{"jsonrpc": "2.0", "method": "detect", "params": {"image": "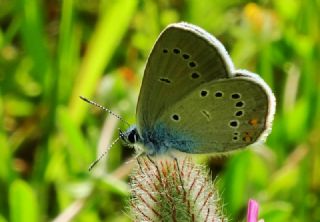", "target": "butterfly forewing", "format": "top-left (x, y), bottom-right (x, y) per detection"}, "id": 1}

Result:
top-left (136, 23), bottom-right (234, 131)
